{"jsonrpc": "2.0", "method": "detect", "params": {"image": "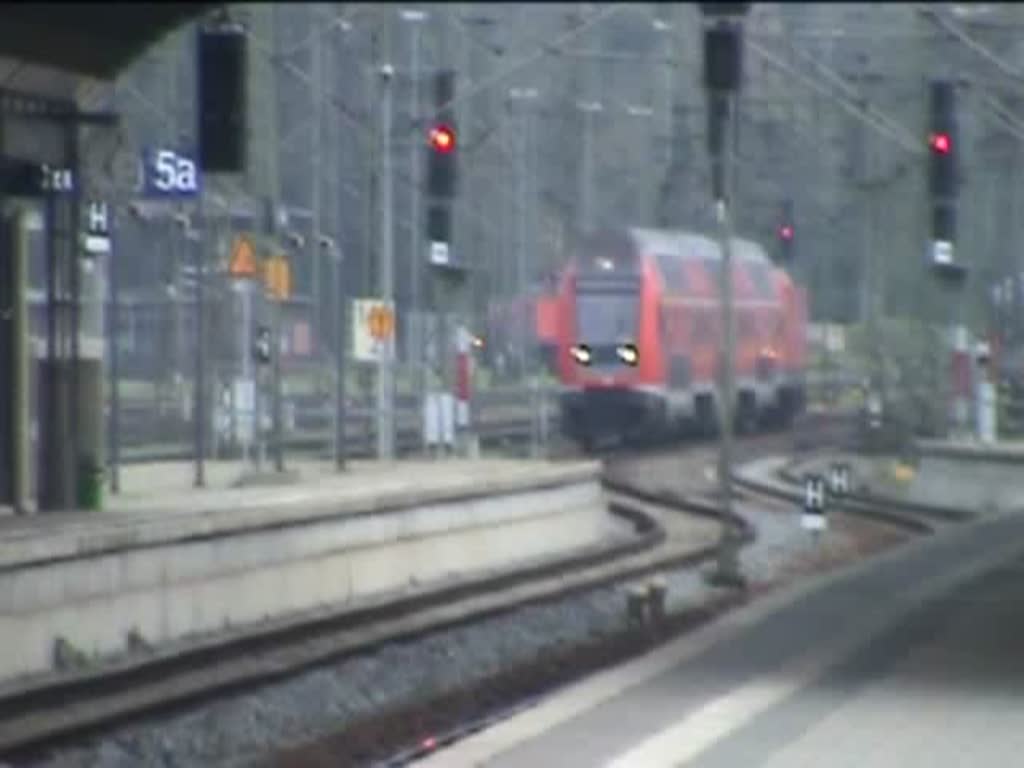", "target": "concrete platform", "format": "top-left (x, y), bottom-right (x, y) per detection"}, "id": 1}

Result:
top-left (421, 497), bottom-right (1024, 768)
top-left (916, 437), bottom-right (1024, 463)
top-left (0, 458), bottom-right (612, 685)
top-left (0, 459), bottom-right (603, 567)
top-left (897, 439), bottom-right (1024, 512)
